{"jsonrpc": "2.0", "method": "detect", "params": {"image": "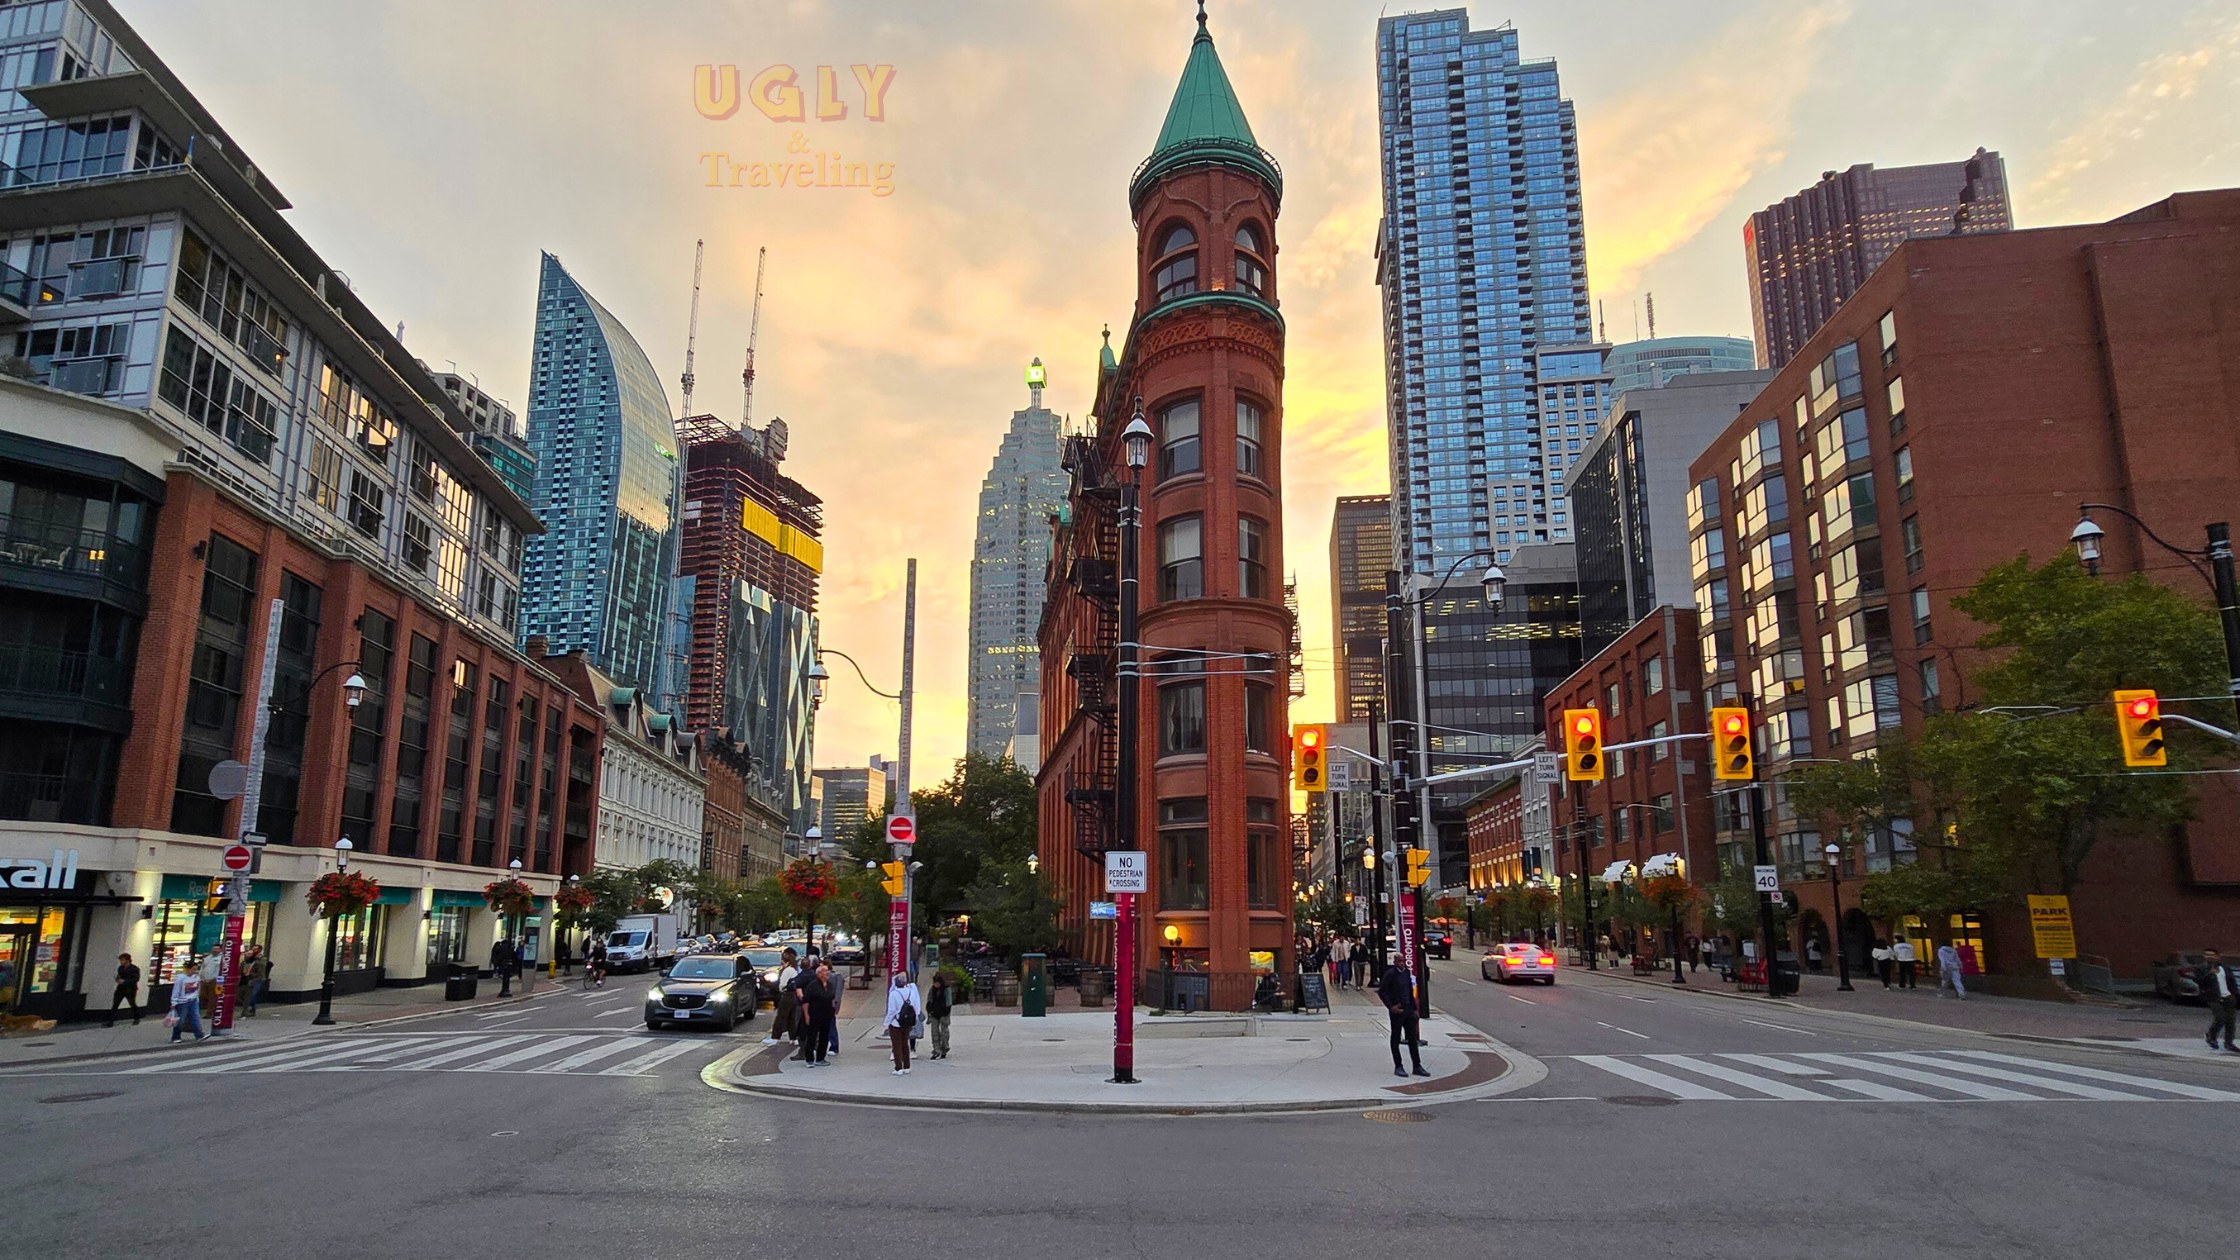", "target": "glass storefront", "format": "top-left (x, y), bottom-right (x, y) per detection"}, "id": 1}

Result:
top-left (332, 906), bottom-right (382, 972)
top-left (426, 906), bottom-right (468, 968)
top-left (149, 893), bottom-right (273, 992)
top-left (0, 906), bottom-right (76, 1016)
